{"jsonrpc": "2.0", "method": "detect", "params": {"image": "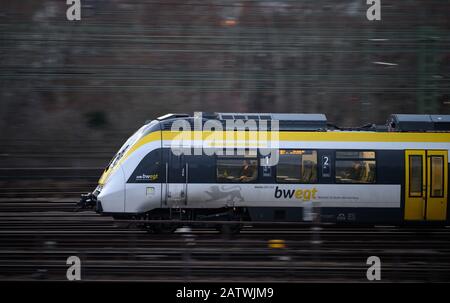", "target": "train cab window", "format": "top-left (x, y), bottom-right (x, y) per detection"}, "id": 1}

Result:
top-left (128, 149), bottom-right (161, 183)
top-left (430, 156), bottom-right (444, 197)
top-left (335, 151), bottom-right (376, 184)
top-left (276, 150), bottom-right (317, 183)
top-left (217, 158), bottom-right (258, 183)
